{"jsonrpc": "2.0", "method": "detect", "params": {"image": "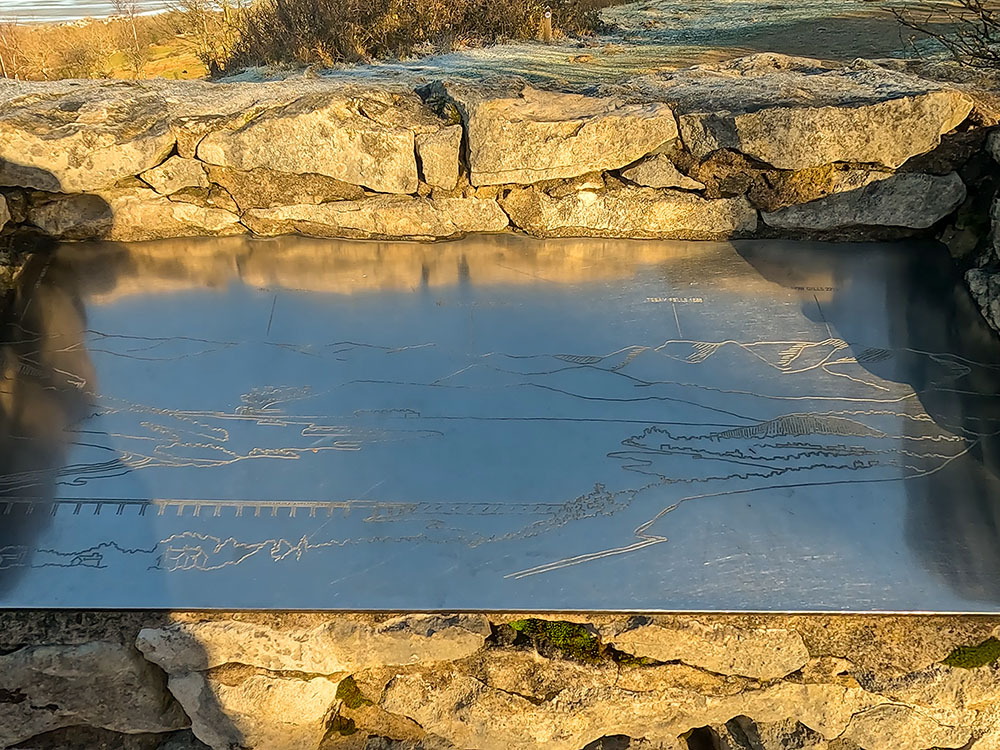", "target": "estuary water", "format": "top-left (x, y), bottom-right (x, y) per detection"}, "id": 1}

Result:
top-left (1, 0), bottom-right (168, 22)
top-left (1, 234), bottom-right (999, 611)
